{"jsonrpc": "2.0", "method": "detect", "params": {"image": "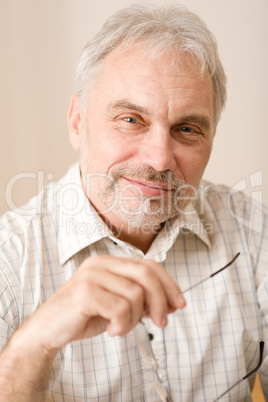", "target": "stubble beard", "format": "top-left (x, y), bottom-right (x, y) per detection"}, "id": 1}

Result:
top-left (91, 165), bottom-right (189, 228)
